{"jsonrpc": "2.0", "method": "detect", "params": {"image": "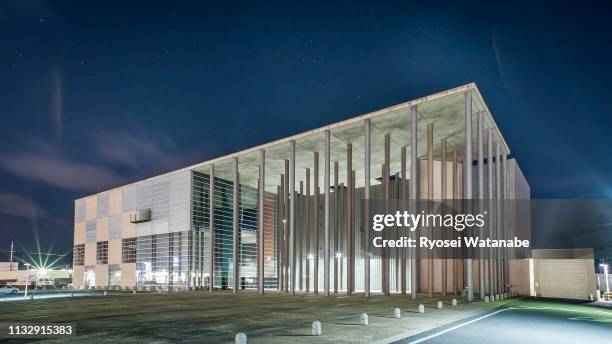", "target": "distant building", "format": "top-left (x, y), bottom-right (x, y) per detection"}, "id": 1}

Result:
top-left (0, 262), bottom-right (19, 271)
top-left (0, 263), bottom-right (71, 287)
